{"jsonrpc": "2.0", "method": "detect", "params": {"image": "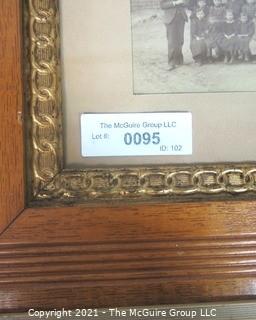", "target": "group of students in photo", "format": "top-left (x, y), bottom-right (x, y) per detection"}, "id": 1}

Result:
top-left (190, 0), bottom-right (256, 65)
top-left (160, 0), bottom-right (256, 69)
